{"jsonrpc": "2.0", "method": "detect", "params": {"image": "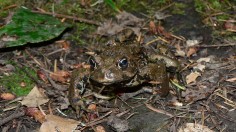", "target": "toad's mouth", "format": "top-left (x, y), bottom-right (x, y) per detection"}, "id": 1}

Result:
top-left (90, 76), bottom-right (137, 87)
